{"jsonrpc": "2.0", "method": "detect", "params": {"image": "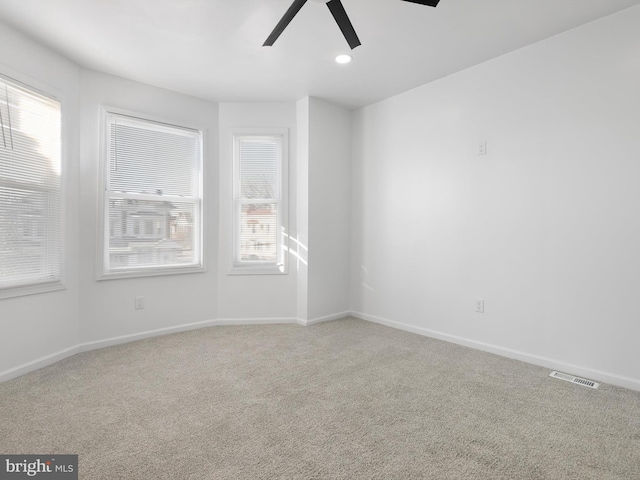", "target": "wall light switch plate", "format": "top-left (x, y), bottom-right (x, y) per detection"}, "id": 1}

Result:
top-left (475, 299), bottom-right (484, 313)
